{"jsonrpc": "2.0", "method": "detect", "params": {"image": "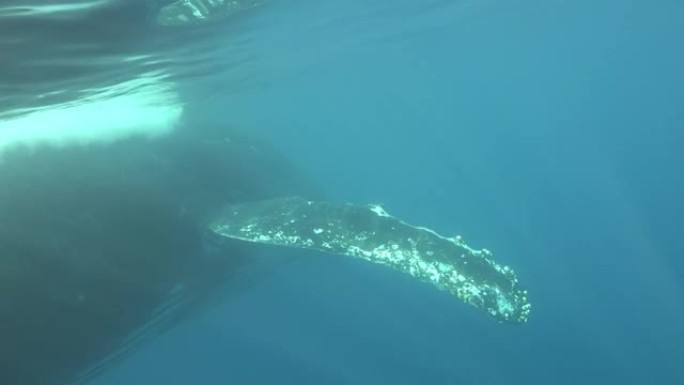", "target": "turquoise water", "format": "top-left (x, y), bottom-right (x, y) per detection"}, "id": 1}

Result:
top-left (107, 1), bottom-right (684, 383)
top-left (1, 0), bottom-right (683, 384)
